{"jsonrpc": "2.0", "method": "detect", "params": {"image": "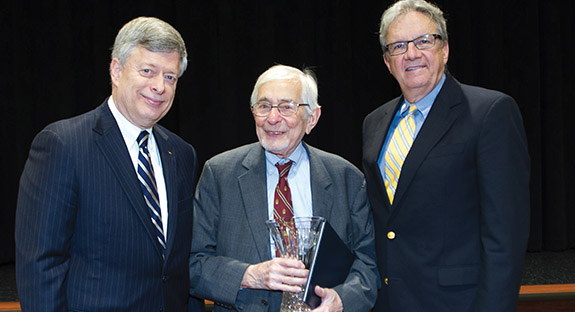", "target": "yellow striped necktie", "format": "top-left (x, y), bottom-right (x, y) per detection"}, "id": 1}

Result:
top-left (384, 104), bottom-right (418, 204)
